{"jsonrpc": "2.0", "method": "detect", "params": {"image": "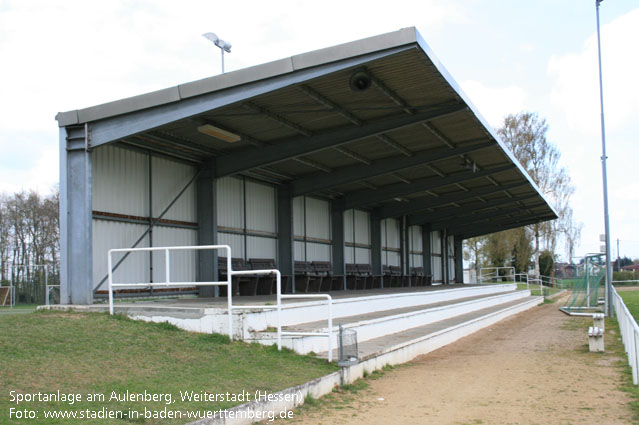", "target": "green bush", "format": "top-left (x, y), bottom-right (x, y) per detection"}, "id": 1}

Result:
top-left (613, 271), bottom-right (638, 283)
top-left (539, 250), bottom-right (554, 277)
